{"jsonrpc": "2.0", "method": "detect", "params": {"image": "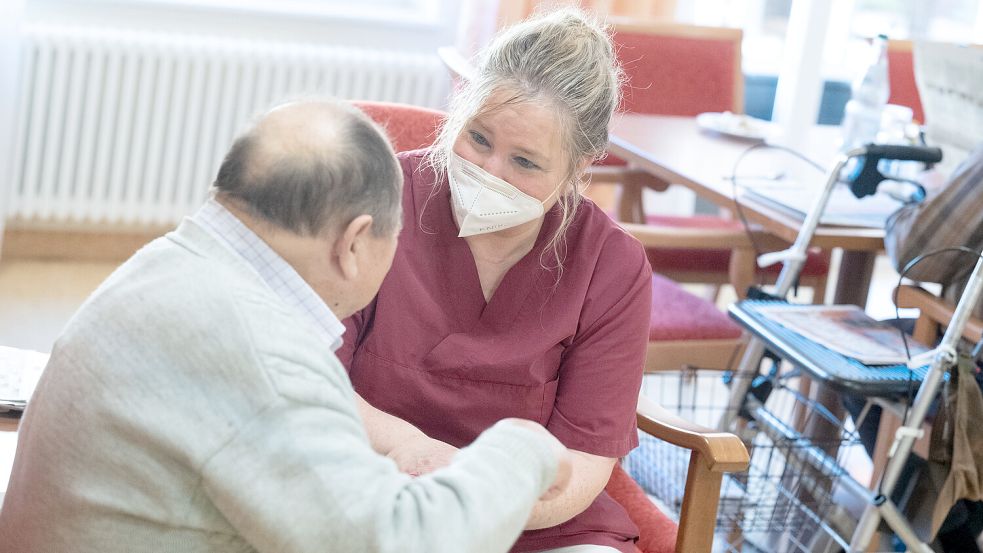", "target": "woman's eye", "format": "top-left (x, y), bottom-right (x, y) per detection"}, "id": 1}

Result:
top-left (514, 156), bottom-right (538, 170)
top-left (469, 131), bottom-right (489, 147)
